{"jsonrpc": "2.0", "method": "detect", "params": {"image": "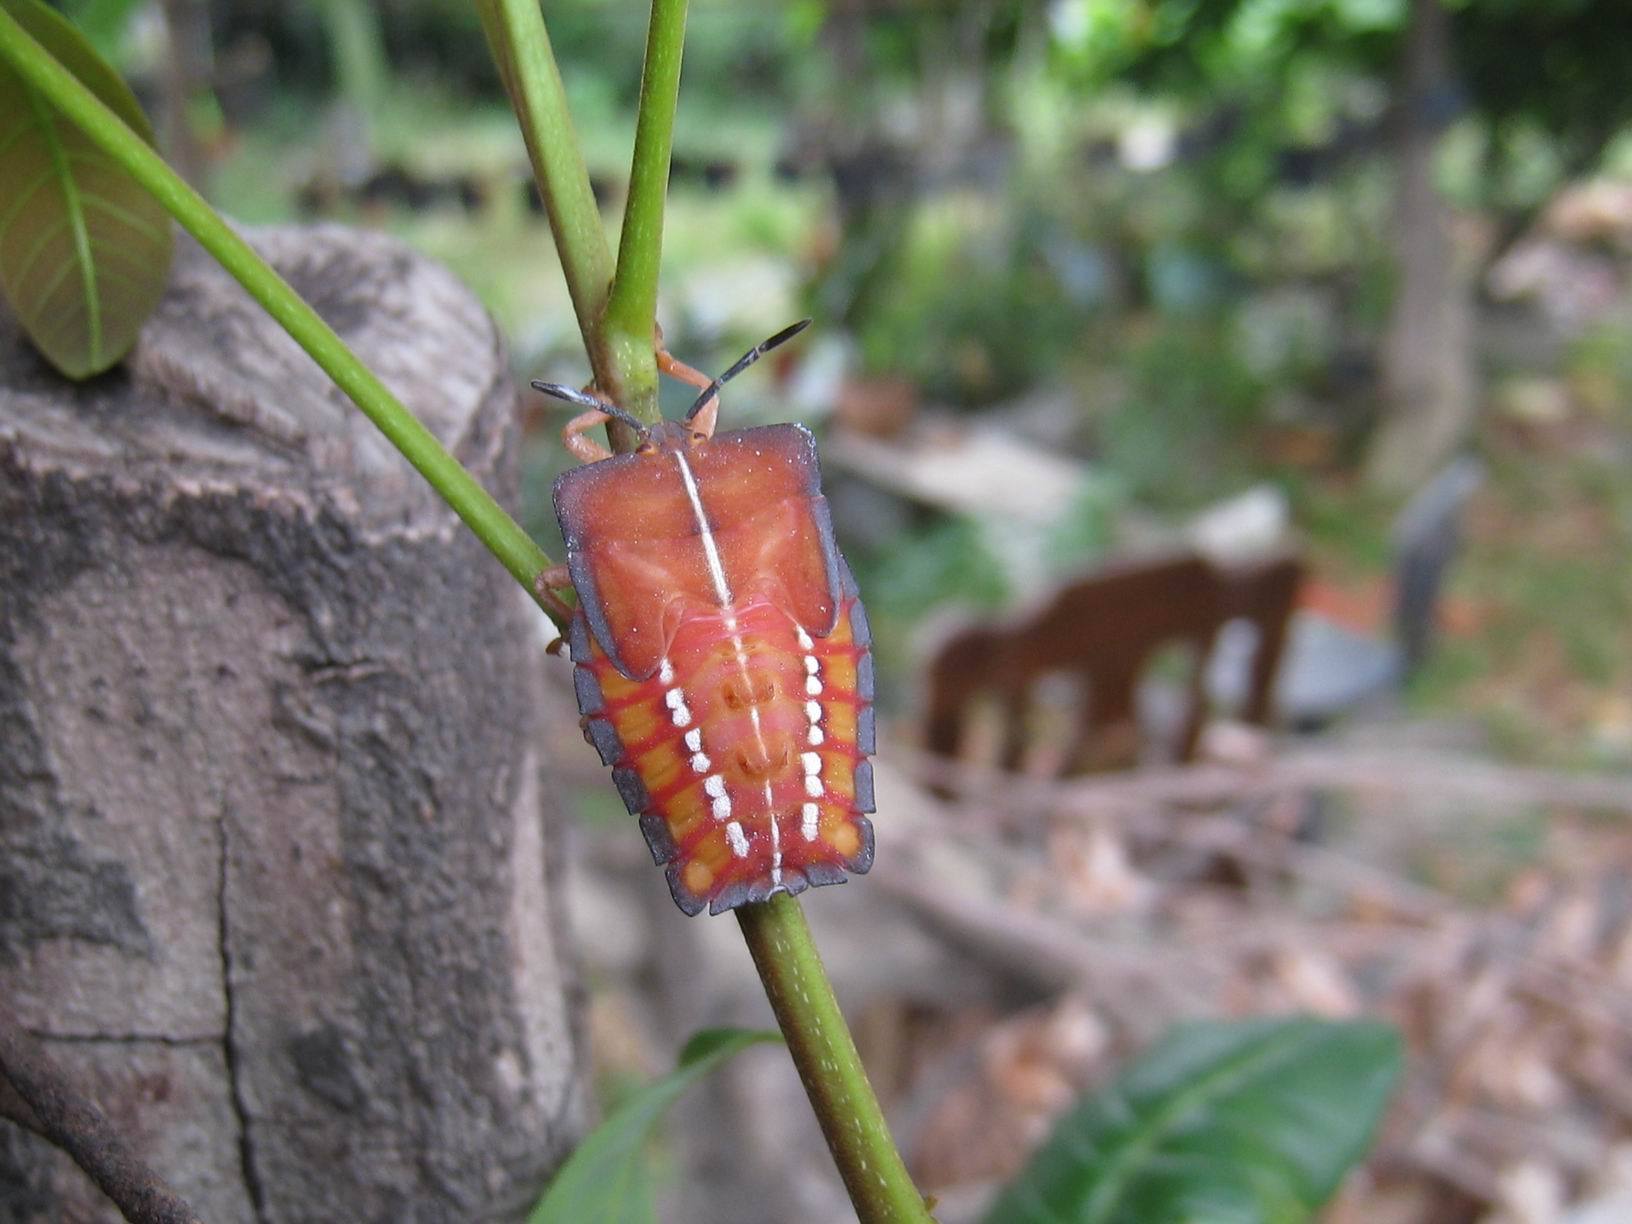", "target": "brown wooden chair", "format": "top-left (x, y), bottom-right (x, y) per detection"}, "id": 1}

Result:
top-left (921, 551), bottom-right (1302, 784)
